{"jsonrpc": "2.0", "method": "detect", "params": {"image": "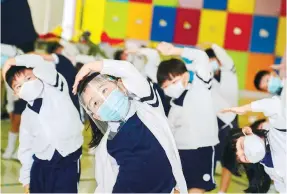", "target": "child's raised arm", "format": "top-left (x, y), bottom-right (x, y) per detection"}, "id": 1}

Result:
top-left (73, 59), bottom-right (151, 98)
